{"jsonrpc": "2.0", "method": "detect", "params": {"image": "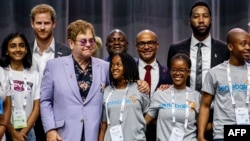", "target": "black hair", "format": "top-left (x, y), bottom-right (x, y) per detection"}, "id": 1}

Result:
top-left (170, 51), bottom-right (192, 69)
top-left (189, 0), bottom-right (211, 18)
top-left (0, 32), bottom-right (32, 68)
top-left (109, 52), bottom-right (139, 87)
